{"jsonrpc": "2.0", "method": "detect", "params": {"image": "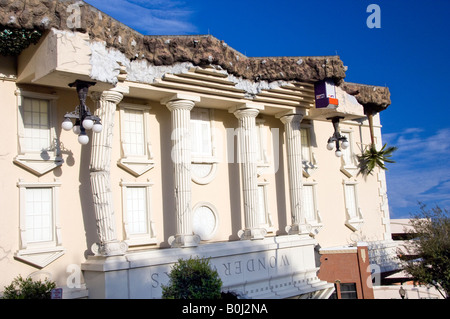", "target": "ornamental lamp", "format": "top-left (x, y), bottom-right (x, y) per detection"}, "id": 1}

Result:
top-left (62, 80), bottom-right (102, 145)
top-left (326, 116), bottom-right (349, 157)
